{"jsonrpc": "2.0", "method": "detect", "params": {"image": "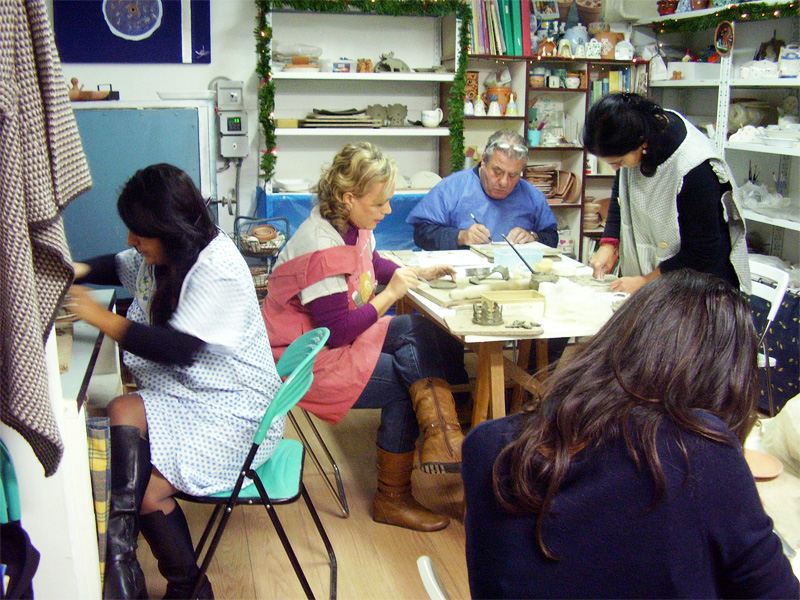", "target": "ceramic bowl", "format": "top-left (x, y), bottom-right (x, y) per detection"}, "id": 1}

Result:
top-left (251, 224), bottom-right (277, 242)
